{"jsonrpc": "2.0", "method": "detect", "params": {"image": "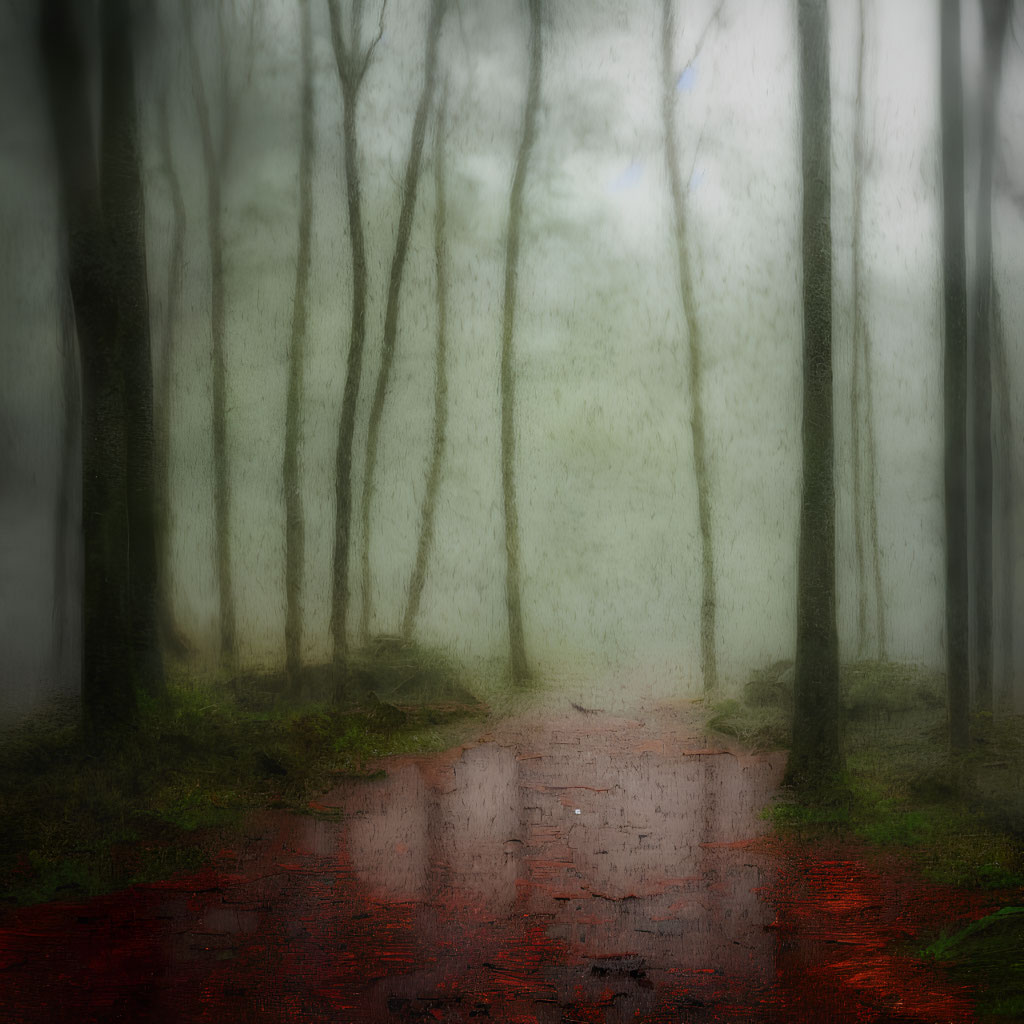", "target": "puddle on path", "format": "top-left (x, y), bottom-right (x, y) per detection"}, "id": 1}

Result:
top-left (0, 700), bottom-right (992, 1022)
